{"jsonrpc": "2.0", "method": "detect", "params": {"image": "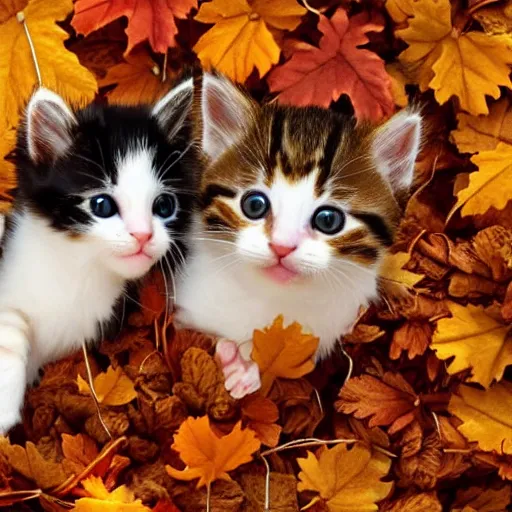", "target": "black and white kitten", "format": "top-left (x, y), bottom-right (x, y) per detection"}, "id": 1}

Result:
top-left (0, 79), bottom-right (197, 433)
